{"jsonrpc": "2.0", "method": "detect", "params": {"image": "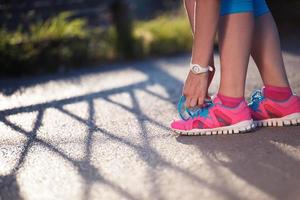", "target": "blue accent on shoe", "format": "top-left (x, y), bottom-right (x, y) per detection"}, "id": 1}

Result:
top-left (177, 95), bottom-right (213, 120)
top-left (177, 96), bottom-right (190, 121)
top-left (249, 90), bottom-right (265, 112)
top-left (197, 104), bottom-right (214, 119)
